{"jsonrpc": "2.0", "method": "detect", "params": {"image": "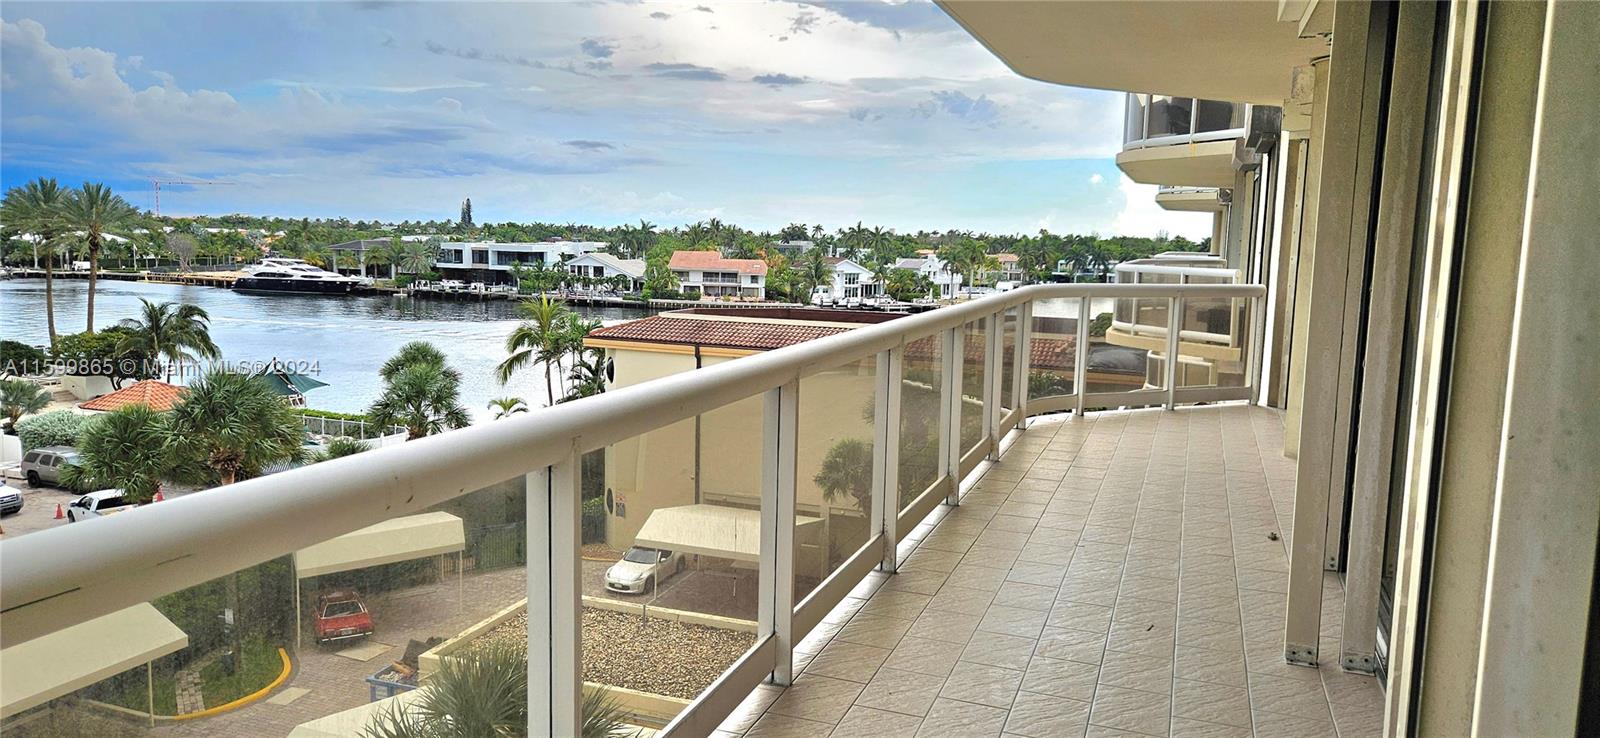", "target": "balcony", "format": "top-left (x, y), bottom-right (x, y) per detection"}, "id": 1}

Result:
top-left (1155, 186), bottom-right (1227, 213)
top-left (1117, 94), bottom-right (1248, 189)
top-left (1104, 256), bottom-right (1254, 394)
top-left (0, 283), bottom-right (1379, 738)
